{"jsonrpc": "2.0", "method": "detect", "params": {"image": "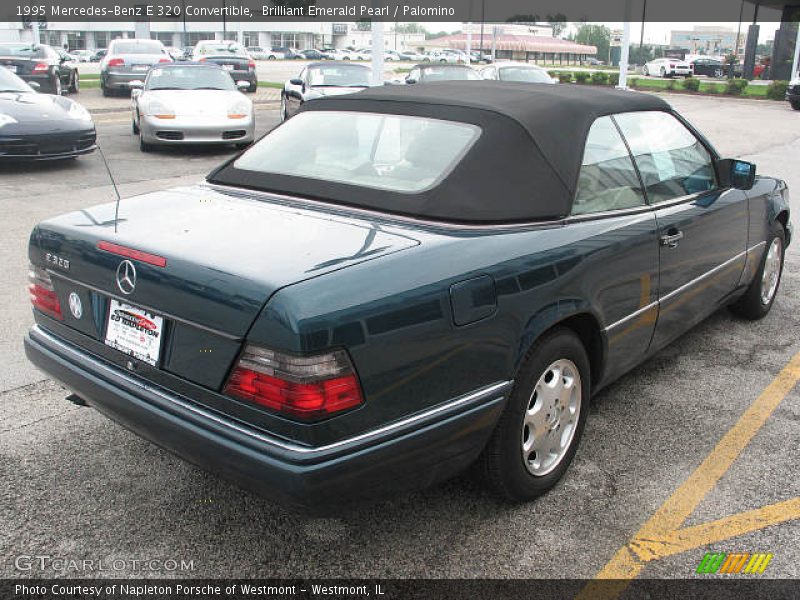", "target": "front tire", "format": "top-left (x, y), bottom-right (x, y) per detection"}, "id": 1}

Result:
top-left (69, 72), bottom-right (79, 93)
top-left (280, 94), bottom-right (288, 122)
top-left (478, 328), bottom-right (590, 501)
top-left (730, 222), bottom-right (785, 320)
top-left (139, 129), bottom-right (152, 152)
